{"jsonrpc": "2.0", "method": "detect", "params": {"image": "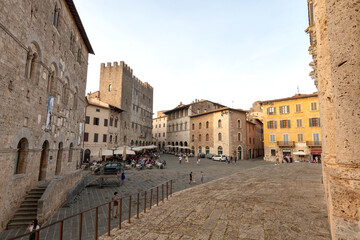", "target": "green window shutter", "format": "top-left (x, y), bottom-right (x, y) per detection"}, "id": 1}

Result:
top-left (274, 107), bottom-right (276, 114)
top-left (318, 118), bottom-right (321, 126)
top-left (267, 121), bottom-right (270, 129)
top-left (288, 120), bottom-right (291, 128)
top-left (309, 118), bottom-right (313, 127)
top-left (267, 108), bottom-right (270, 115)
top-left (287, 105), bottom-right (290, 113)
top-left (280, 120), bottom-right (283, 128)
top-left (274, 121), bottom-right (277, 129)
